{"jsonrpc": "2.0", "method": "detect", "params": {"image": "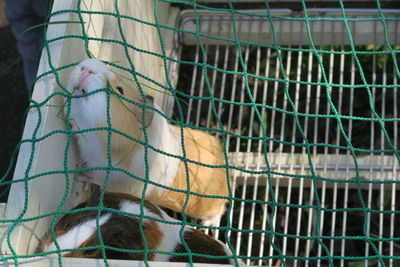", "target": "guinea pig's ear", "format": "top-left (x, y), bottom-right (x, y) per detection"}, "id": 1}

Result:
top-left (138, 95), bottom-right (154, 128)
